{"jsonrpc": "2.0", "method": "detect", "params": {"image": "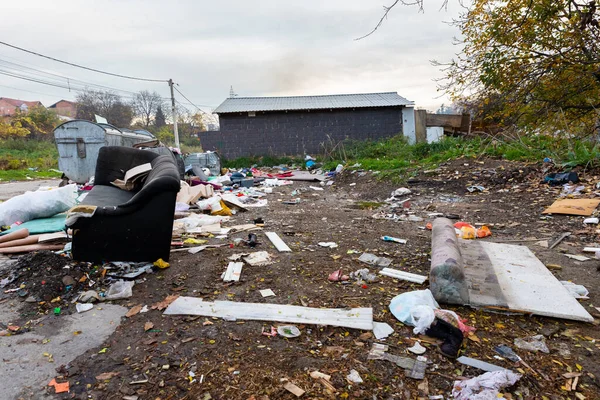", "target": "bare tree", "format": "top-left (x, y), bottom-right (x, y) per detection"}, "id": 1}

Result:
top-left (355, 0), bottom-right (448, 40)
top-left (75, 89), bottom-right (133, 127)
top-left (131, 90), bottom-right (165, 128)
